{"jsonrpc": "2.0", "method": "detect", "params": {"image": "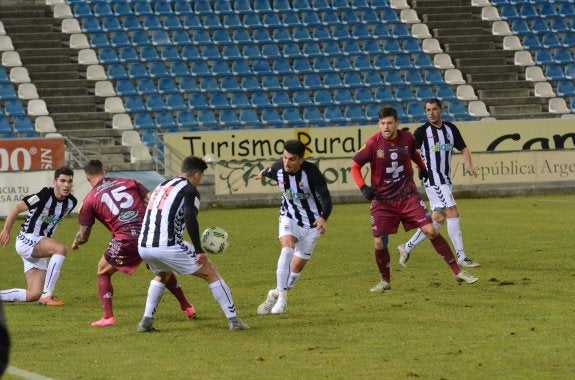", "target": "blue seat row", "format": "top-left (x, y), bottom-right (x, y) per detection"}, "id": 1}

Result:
top-left (0, 115), bottom-right (36, 138)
